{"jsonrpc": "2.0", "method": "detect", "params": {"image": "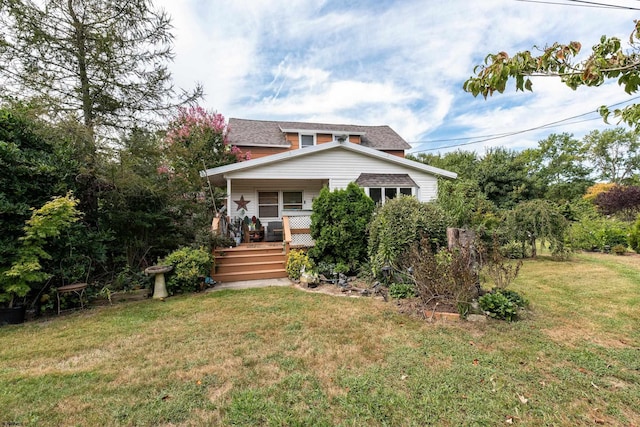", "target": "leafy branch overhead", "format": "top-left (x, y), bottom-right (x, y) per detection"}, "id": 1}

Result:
top-left (463, 20), bottom-right (640, 129)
